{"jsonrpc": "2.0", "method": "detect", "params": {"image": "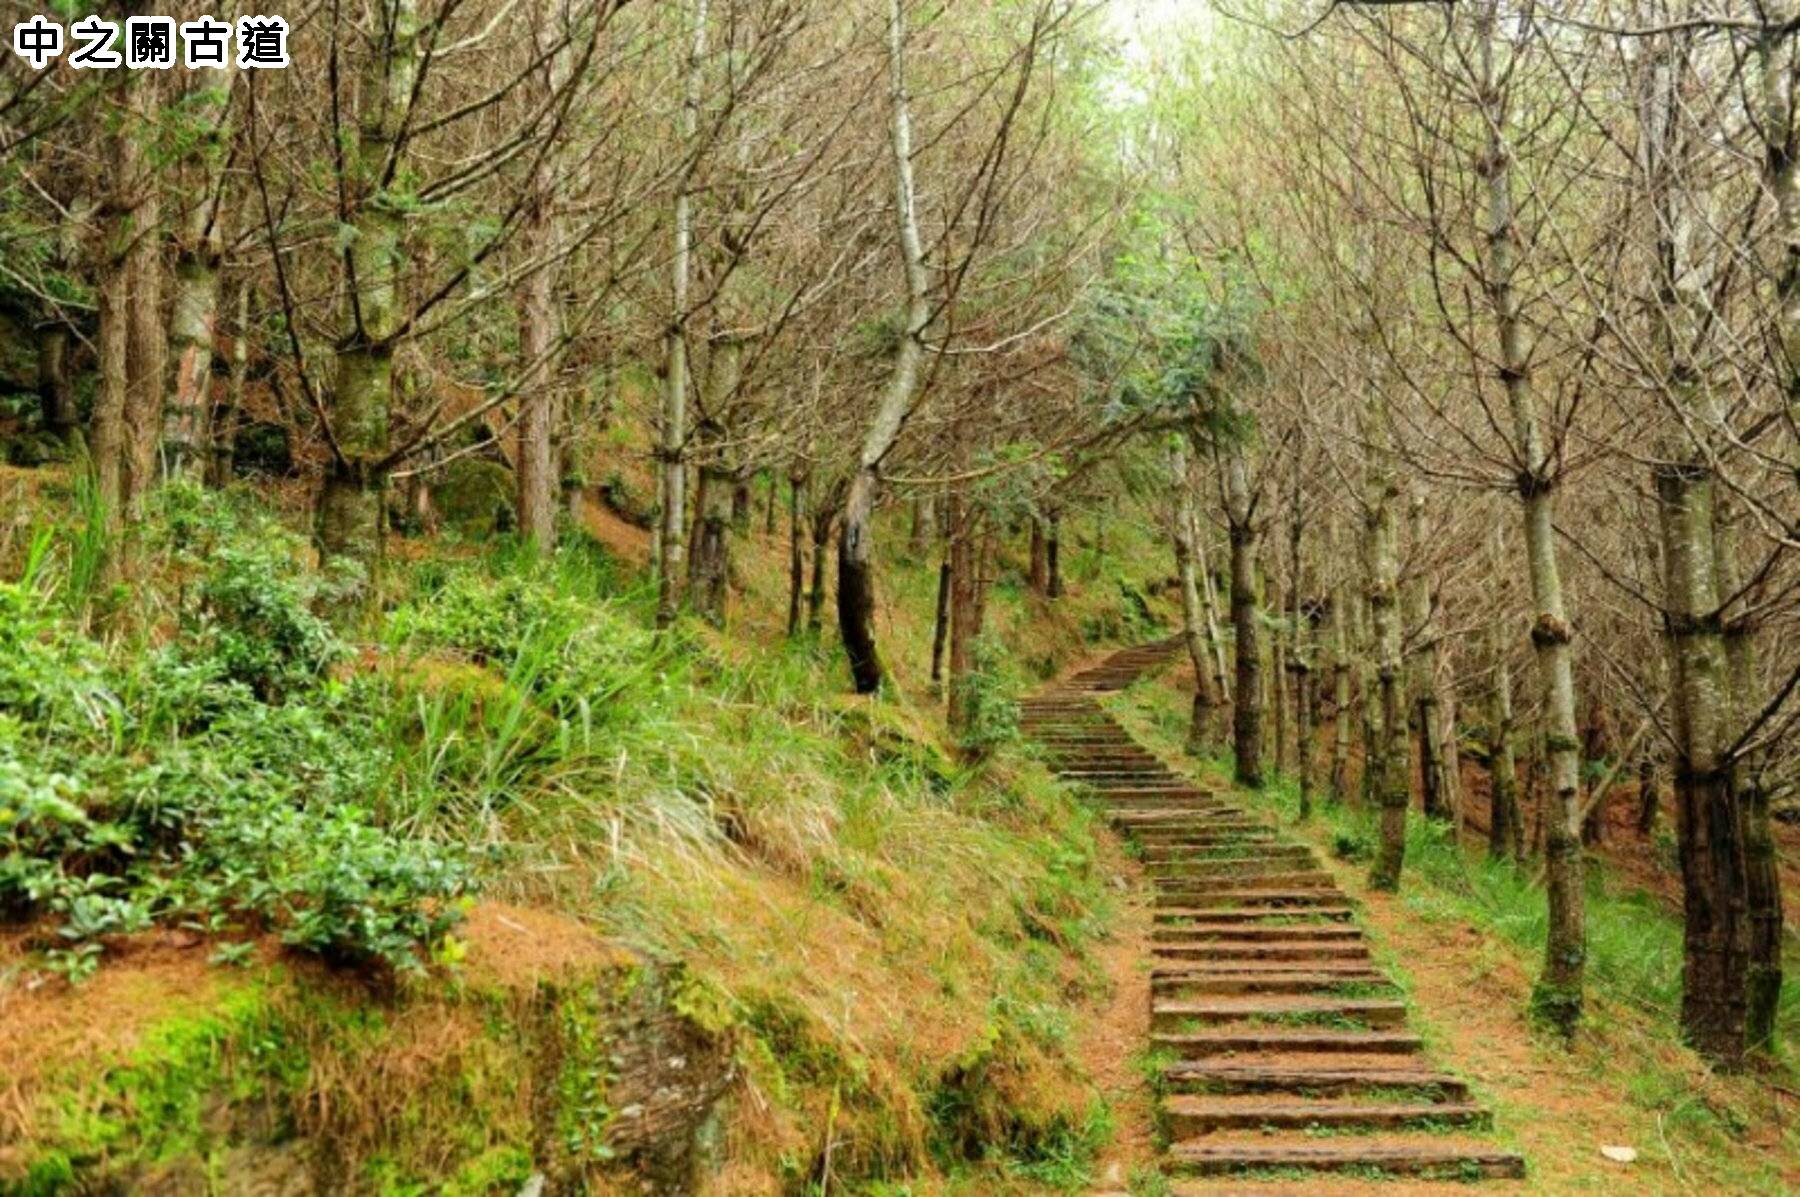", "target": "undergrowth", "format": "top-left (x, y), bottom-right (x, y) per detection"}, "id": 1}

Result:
top-left (3, 480), bottom-right (1171, 1192)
